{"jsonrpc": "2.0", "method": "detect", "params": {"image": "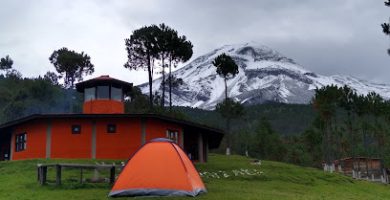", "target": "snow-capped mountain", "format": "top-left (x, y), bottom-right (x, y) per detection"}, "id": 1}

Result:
top-left (138, 42), bottom-right (390, 110)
